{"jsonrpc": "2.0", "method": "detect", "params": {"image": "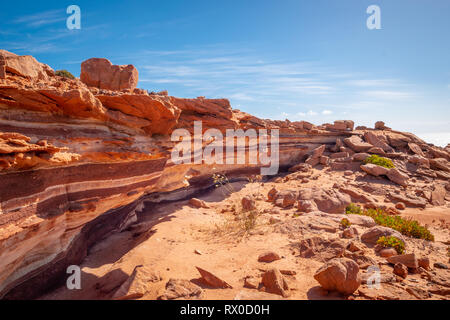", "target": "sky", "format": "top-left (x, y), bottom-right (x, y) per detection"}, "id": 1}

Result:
top-left (0, 0), bottom-right (449, 146)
